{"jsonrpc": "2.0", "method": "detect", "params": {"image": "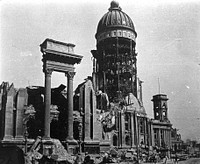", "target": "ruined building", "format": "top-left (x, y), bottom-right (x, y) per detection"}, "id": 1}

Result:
top-left (0, 1), bottom-right (182, 160)
top-left (72, 1), bottom-right (151, 154)
top-left (150, 94), bottom-right (172, 154)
